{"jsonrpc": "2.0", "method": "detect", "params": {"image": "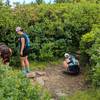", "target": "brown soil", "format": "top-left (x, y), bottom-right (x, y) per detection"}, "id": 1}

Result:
top-left (31, 64), bottom-right (87, 100)
top-left (44, 64), bottom-right (87, 99)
